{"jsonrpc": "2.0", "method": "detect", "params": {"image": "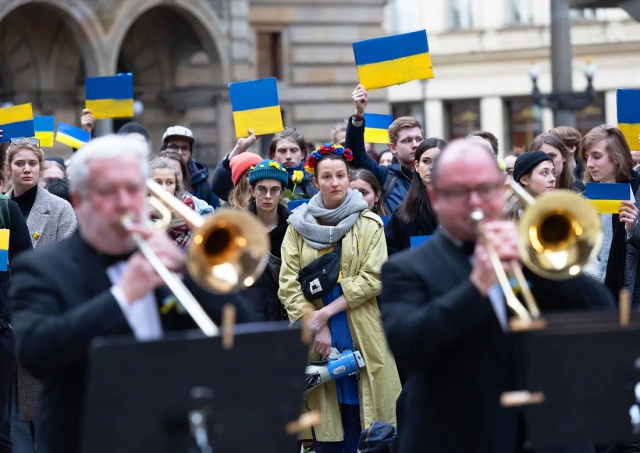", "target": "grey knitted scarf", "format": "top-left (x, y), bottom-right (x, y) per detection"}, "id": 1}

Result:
top-left (288, 188), bottom-right (368, 249)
